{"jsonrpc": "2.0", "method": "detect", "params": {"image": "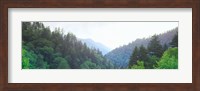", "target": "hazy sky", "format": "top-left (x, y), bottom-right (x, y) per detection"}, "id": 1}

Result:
top-left (42, 22), bottom-right (178, 50)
